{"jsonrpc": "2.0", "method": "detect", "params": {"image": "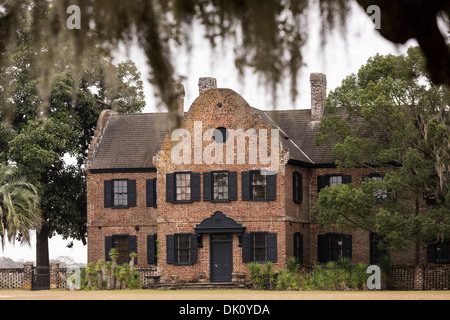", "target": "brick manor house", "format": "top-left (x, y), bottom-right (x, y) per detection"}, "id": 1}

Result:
top-left (85, 74), bottom-right (438, 283)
